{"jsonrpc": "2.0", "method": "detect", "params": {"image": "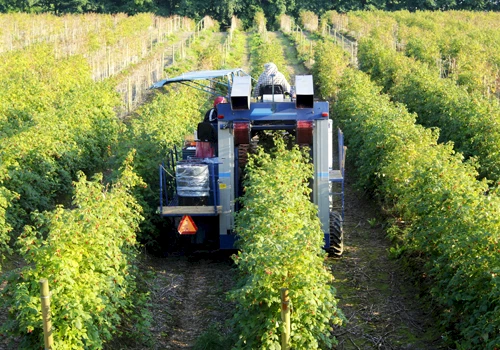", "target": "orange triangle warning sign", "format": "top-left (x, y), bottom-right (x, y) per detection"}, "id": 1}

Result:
top-left (178, 215), bottom-right (198, 235)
